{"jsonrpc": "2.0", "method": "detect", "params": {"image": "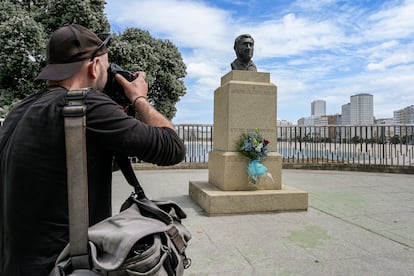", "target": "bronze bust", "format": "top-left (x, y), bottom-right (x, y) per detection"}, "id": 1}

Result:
top-left (231, 34), bottom-right (257, 71)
